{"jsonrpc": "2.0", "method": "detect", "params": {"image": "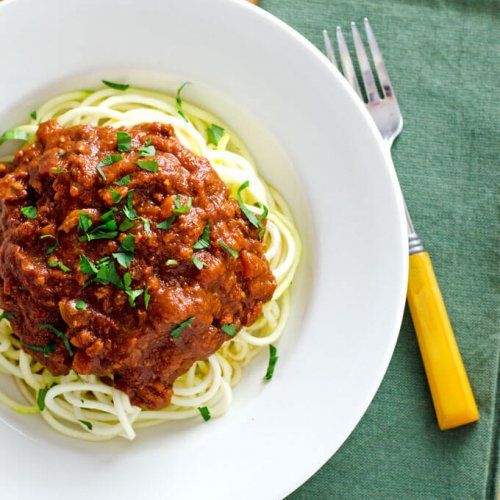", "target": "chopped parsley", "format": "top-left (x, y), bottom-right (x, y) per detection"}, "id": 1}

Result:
top-left (0, 312), bottom-right (14, 321)
top-left (255, 202), bottom-right (269, 239)
top-left (112, 233), bottom-right (135, 268)
top-left (141, 217), bottom-right (152, 233)
top-left (206, 124), bottom-right (224, 146)
top-left (139, 140), bottom-right (156, 157)
top-left (176, 81), bottom-right (190, 122)
top-left (144, 288), bottom-right (151, 310)
top-left (78, 419), bottom-right (93, 430)
top-left (157, 215), bottom-right (175, 231)
top-left (51, 167), bottom-right (65, 174)
top-left (192, 254), bottom-right (205, 270)
top-left (75, 300), bottom-right (87, 310)
top-left (115, 174), bottom-right (132, 186)
top-left (0, 129), bottom-right (29, 145)
top-left (172, 195), bottom-right (192, 215)
top-left (221, 324), bottom-right (238, 337)
top-left (218, 240), bottom-right (239, 259)
top-left (21, 206), bottom-right (37, 219)
top-left (39, 323), bottom-right (74, 356)
top-left (135, 159), bottom-right (158, 172)
top-left (117, 131), bottom-right (131, 152)
top-left (36, 382), bottom-right (57, 411)
top-left (30, 111), bottom-right (37, 120)
top-left (97, 154), bottom-right (123, 180)
top-left (102, 80), bottom-right (130, 91)
top-left (171, 316), bottom-right (195, 339)
top-left (264, 344), bottom-right (278, 381)
top-left (40, 234), bottom-right (58, 255)
top-left (110, 188), bottom-right (123, 204)
top-left (79, 254), bottom-right (98, 274)
top-left (19, 339), bottom-right (56, 357)
top-left (48, 258), bottom-right (70, 272)
top-left (121, 190), bottom-right (137, 225)
top-left (236, 181), bottom-right (259, 227)
top-left (78, 209), bottom-right (119, 242)
top-left (193, 224), bottom-right (211, 250)
top-left (198, 406), bottom-right (211, 422)
top-left (165, 259), bottom-right (178, 267)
